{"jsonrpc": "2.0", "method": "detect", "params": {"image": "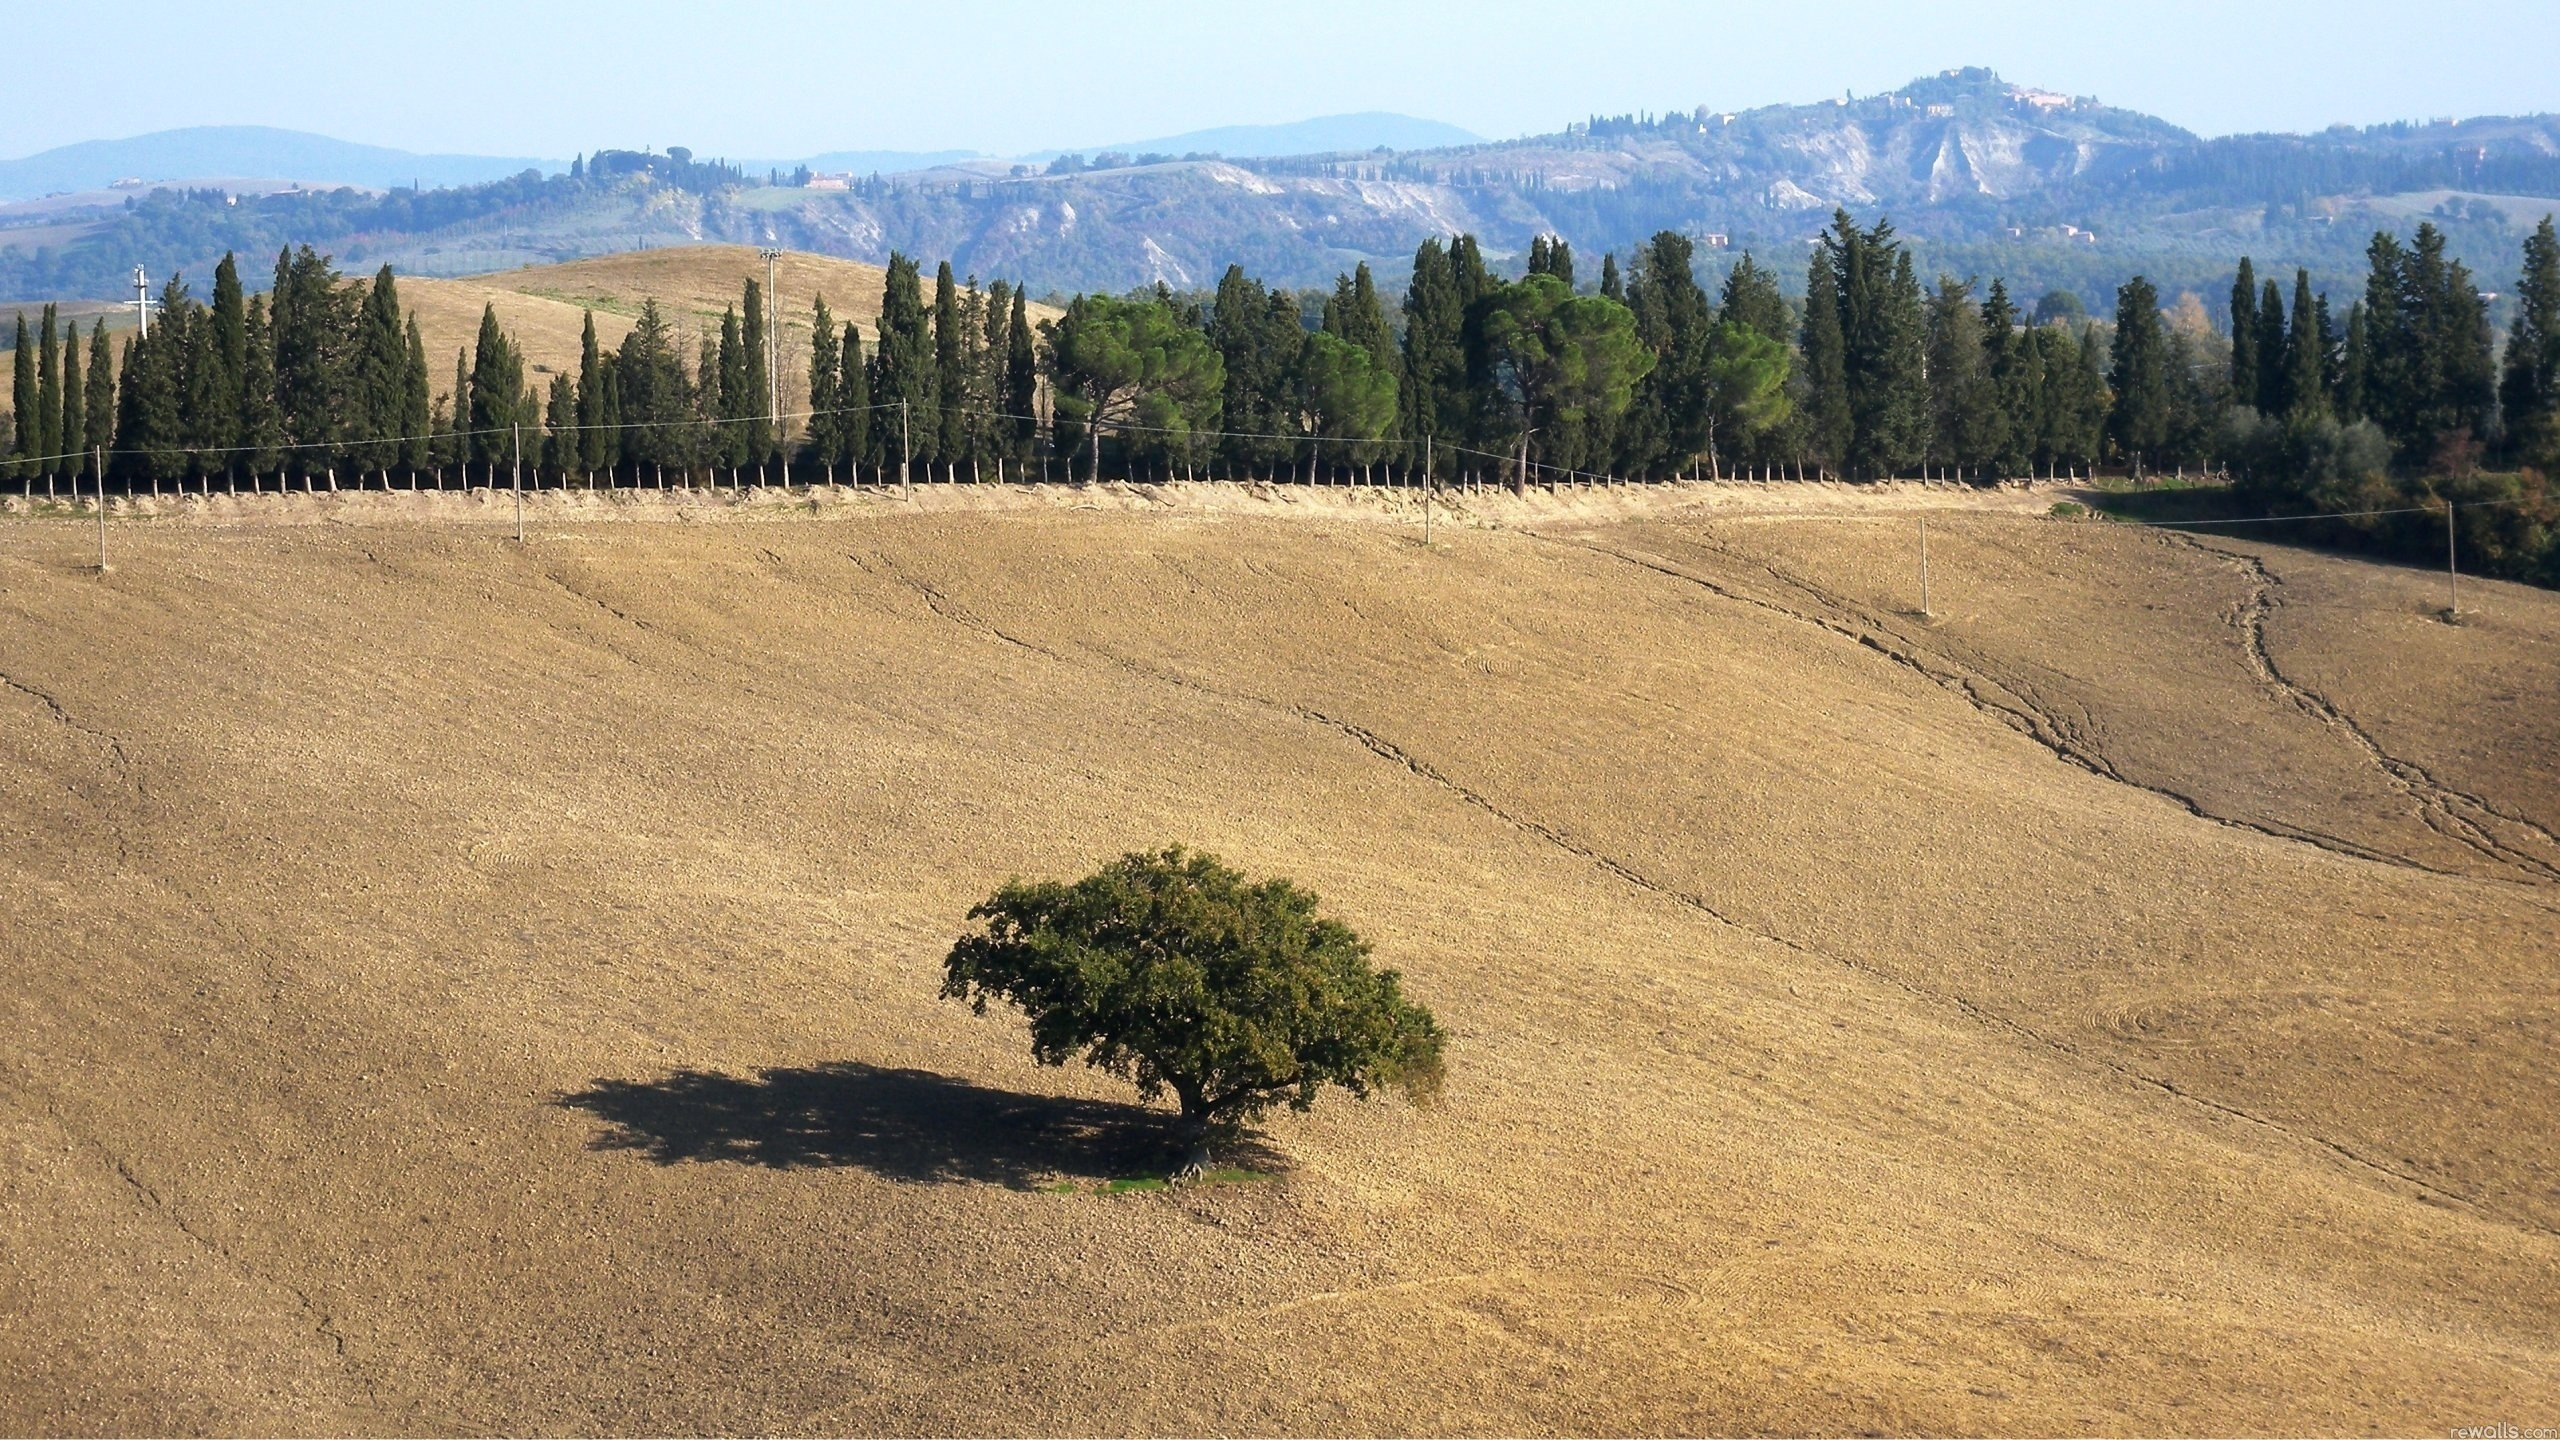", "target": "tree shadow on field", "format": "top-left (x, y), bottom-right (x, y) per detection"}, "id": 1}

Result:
top-left (555, 1061), bottom-right (1277, 1186)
